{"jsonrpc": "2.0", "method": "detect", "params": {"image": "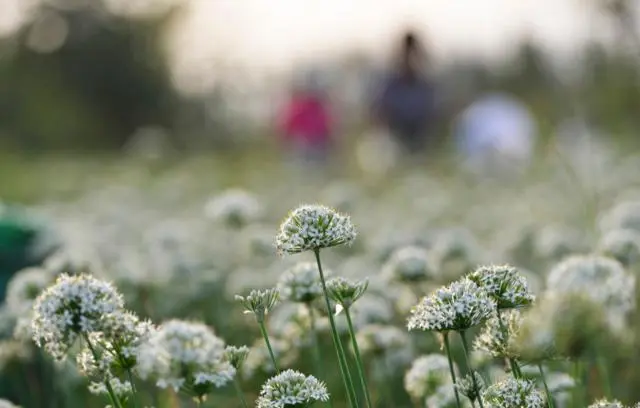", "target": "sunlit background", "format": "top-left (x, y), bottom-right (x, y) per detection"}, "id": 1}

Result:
top-left (1, 0), bottom-right (639, 155)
